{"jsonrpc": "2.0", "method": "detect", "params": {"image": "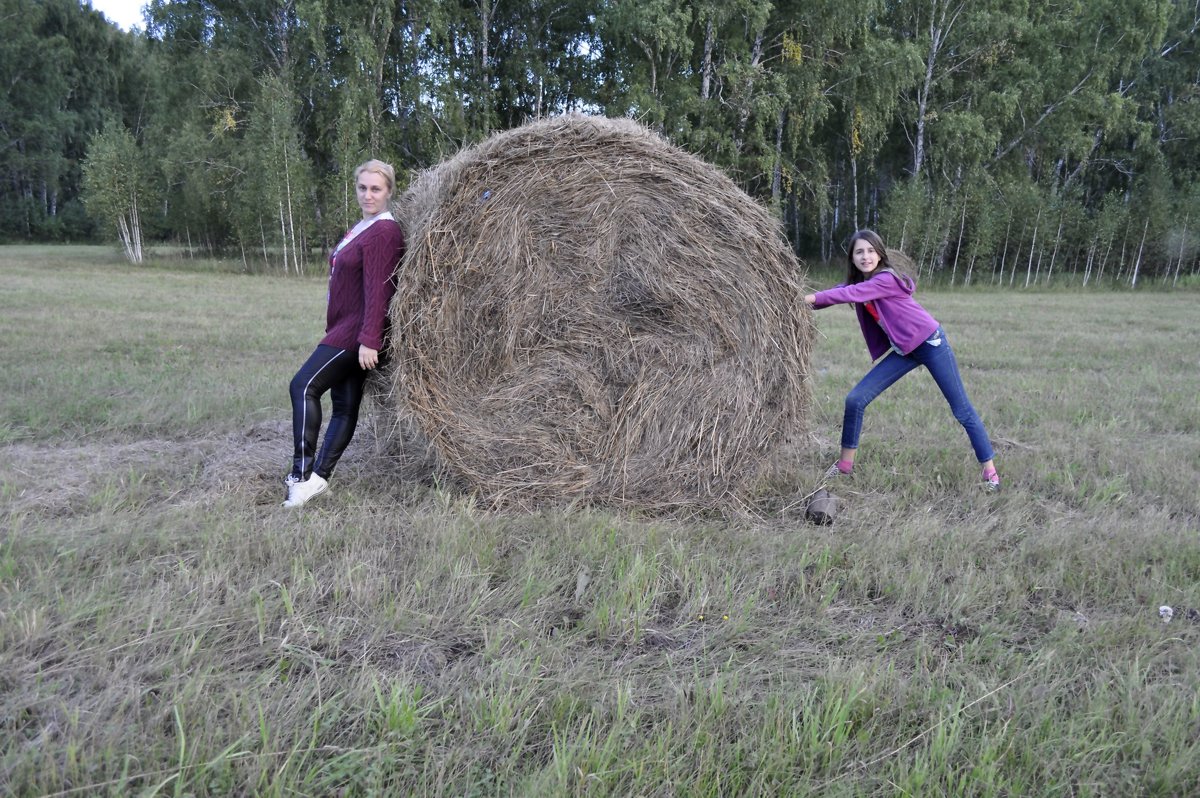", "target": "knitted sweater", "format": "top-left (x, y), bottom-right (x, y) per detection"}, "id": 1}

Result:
top-left (811, 270), bottom-right (939, 360)
top-left (319, 218), bottom-right (404, 351)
